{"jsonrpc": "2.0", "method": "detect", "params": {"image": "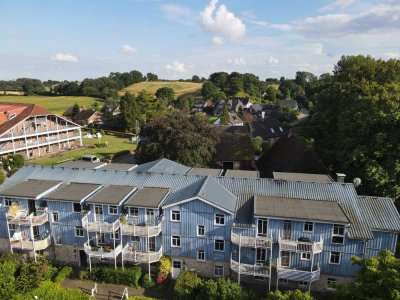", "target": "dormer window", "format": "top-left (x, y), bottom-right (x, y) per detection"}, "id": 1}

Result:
top-left (332, 224), bottom-right (345, 244)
